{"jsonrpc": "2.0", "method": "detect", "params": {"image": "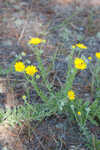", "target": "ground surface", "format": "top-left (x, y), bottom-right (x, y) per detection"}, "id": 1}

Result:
top-left (0, 0), bottom-right (100, 150)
